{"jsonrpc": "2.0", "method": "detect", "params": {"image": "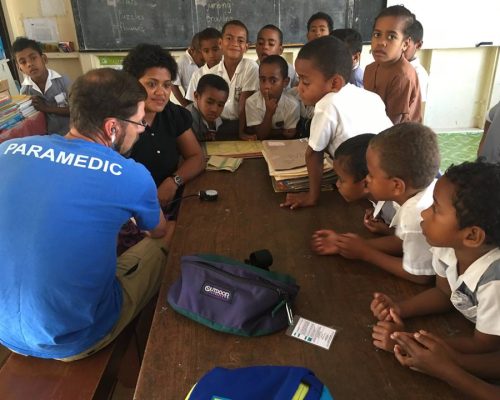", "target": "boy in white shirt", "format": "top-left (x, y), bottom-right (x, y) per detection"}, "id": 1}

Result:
top-left (186, 28), bottom-right (223, 104)
top-left (371, 161), bottom-right (500, 361)
top-left (404, 20), bottom-right (429, 103)
top-left (281, 36), bottom-right (391, 210)
top-left (186, 20), bottom-right (259, 140)
top-left (255, 24), bottom-right (298, 88)
top-left (330, 123), bottom-right (440, 284)
top-left (172, 33), bottom-right (204, 107)
top-left (245, 55), bottom-right (299, 139)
